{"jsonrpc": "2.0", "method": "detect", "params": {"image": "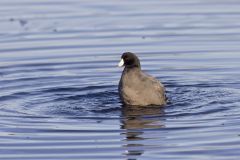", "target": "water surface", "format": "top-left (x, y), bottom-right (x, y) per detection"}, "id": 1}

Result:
top-left (0, 0), bottom-right (240, 160)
